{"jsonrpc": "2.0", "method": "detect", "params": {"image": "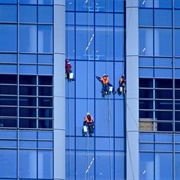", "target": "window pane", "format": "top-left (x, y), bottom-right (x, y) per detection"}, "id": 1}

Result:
top-left (139, 9), bottom-right (153, 26)
top-left (38, 87), bottom-right (53, 96)
top-left (19, 119), bottom-right (36, 128)
top-left (38, 6), bottom-right (53, 23)
top-left (0, 107), bottom-right (17, 116)
top-left (0, 96), bottom-right (17, 105)
top-left (19, 75), bottom-right (36, 85)
top-left (38, 55), bottom-right (53, 64)
top-left (39, 109), bottom-right (52, 117)
top-left (175, 10), bottom-right (180, 27)
top-left (0, 118), bottom-right (17, 127)
top-left (0, 24), bottom-right (17, 52)
top-left (154, 0), bottom-right (172, 8)
top-left (38, 120), bottom-right (52, 128)
top-left (115, 27), bottom-right (124, 60)
top-left (39, 98), bottom-right (53, 107)
top-left (19, 65), bottom-right (37, 74)
top-left (19, 54), bottom-right (37, 64)
top-left (175, 29), bottom-right (180, 56)
top-left (0, 5), bottom-right (17, 22)
top-left (154, 10), bottom-right (172, 26)
top-left (19, 108), bottom-right (36, 117)
top-left (0, 54), bottom-right (17, 63)
top-left (38, 76), bottom-right (52, 85)
top-left (19, 97), bottom-right (36, 106)
top-left (38, 25), bottom-right (53, 53)
top-left (0, 85), bottom-right (17, 95)
top-left (20, 25), bottom-right (37, 52)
